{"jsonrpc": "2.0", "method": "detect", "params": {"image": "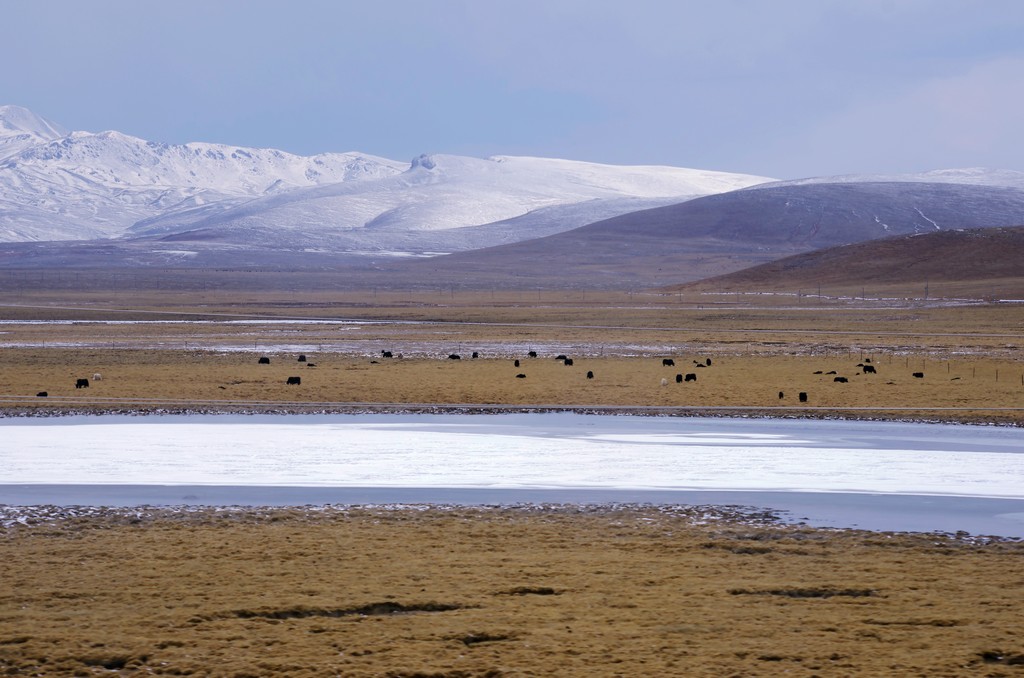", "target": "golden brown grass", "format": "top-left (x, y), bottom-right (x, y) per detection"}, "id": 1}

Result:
top-left (2, 289), bottom-right (1024, 676)
top-left (1, 507), bottom-right (1022, 677)
top-left (1, 294), bottom-right (1022, 422)
top-left (1, 348), bottom-right (1022, 422)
